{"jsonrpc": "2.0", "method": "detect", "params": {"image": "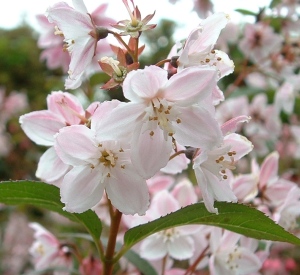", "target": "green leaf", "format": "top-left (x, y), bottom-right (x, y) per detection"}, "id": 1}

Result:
top-left (0, 180), bottom-right (102, 240)
top-left (235, 9), bottom-right (257, 16)
top-left (269, 0), bottom-right (281, 8)
top-left (123, 248), bottom-right (158, 275)
top-left (124, 202), bottom-right (300, 248)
